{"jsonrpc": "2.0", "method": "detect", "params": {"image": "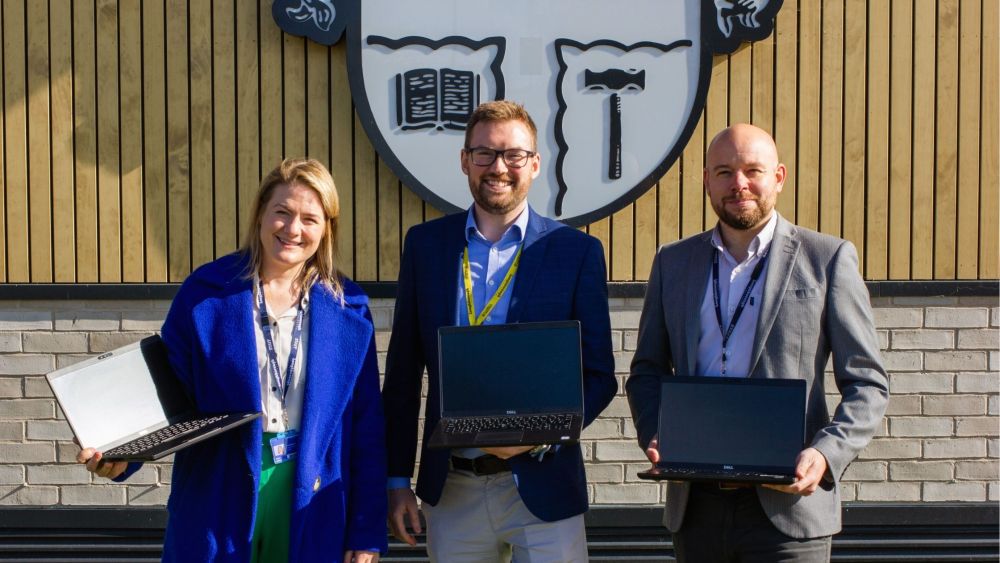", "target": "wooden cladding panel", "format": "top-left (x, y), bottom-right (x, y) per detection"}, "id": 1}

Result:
top-left (190, 0), bottom-right (214, 271)
top-left (889, 0), bottom-right (914, 280)
top-left (143, 0), bottom-right (168, 282)
top-left (773, 0), bottom-right (797, 227)
top-left (819, 0), bottom-right (844, 239)
top-left (982, 0), bottom-right (999, 279)
top-left (912, 0), bottom-right (937, 279)
top-left (797, 0), bottom-right (820, 233)
top-left (4, 0), bottom-right (28, 282)
top-left (235, 0), bottom-right (260, 245)
top-left (956, 0), bottom-right (982, 279)
top-left (165, 0), bottom-right (189, 282)
top-left (213, 0), bottom-right (238, 256)
top-left (50, 0), bottom-right (74, 282)
top-left (866, 0), bottom-right (890, 280)
top-left (26, 0), bottom-right (51, 282)
top-left (0, 0), bottom-right (995, 284)
top-left (842, 0), bottom-right (867, 272)
top-left (120, 0), bottom-right (144, 282)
